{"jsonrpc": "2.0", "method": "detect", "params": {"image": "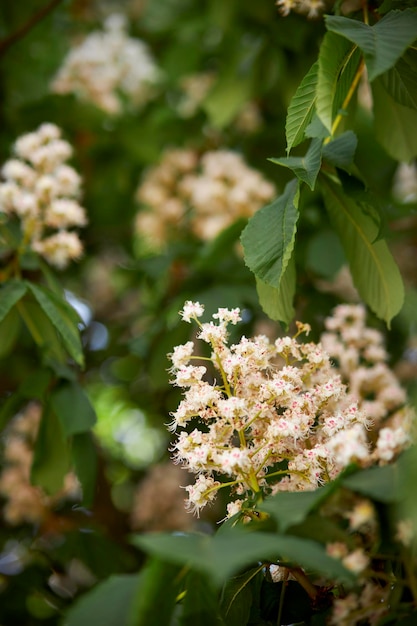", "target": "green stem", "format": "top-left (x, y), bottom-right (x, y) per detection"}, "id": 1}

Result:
top-left (328, 56), bottom-right (365, 140)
